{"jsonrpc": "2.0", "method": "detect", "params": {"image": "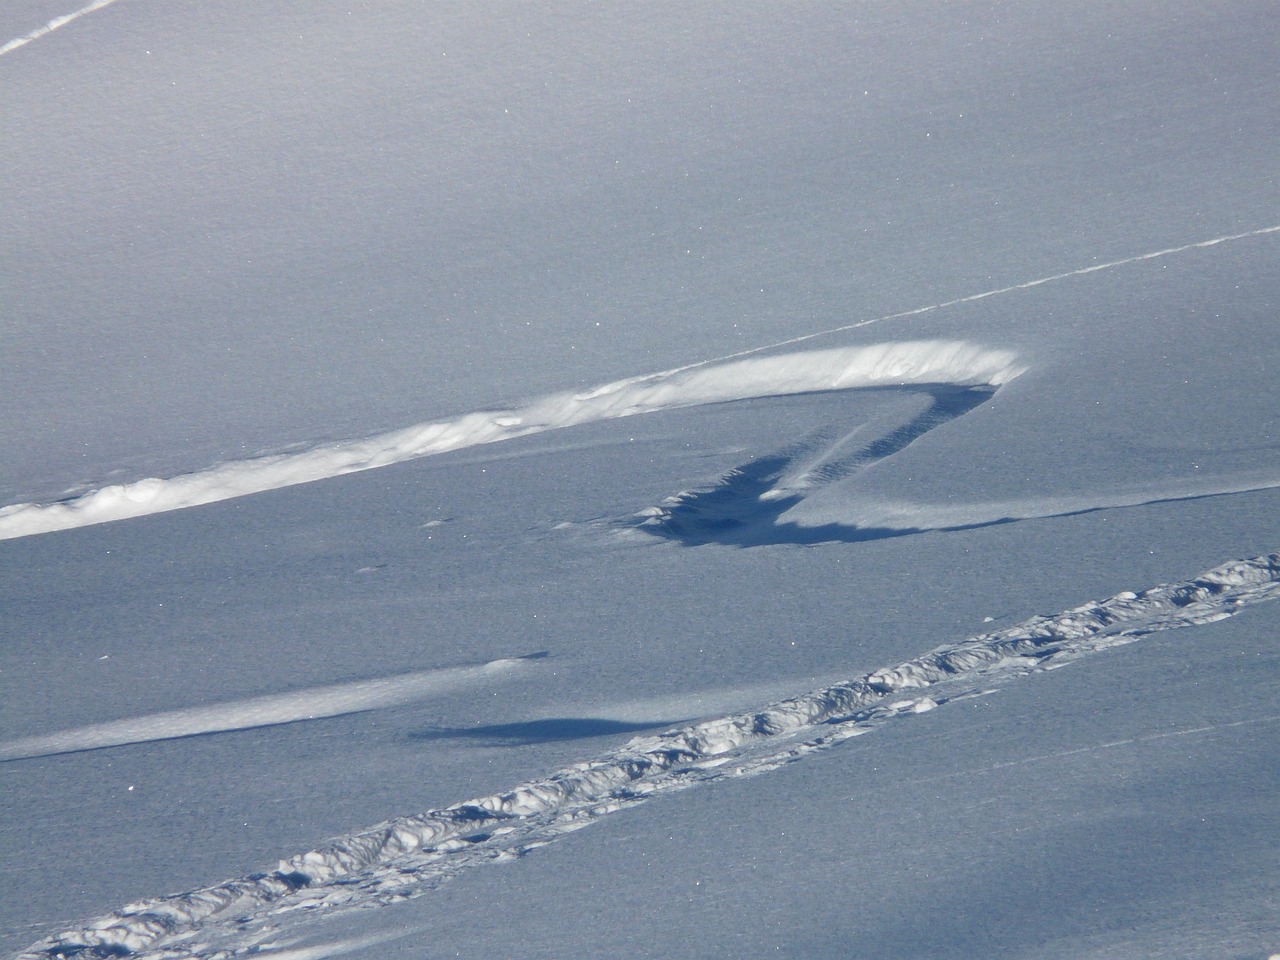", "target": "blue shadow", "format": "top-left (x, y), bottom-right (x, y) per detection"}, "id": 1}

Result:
top-left (412, 717), bottom-right (679, 746)
top-left (631, 384), bottom-right (996, 547)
